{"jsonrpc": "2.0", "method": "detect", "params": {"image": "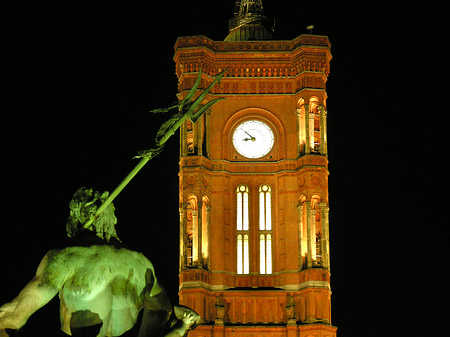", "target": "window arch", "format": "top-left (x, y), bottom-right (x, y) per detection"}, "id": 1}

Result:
top-left (297, 194), bottom-right (327, 269)
top-left (236, 185), bottom-right (249, 231)
top-left (297, 96), bottom-right (327, 156)
top-left (309, 97), bottom-right (321, 152)
top-left (236, 185), bottom-right (249, 274)
top-left (259, 184), bottom-right (272, 274)
top-left (259, 184), bottom-right (272, 231)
